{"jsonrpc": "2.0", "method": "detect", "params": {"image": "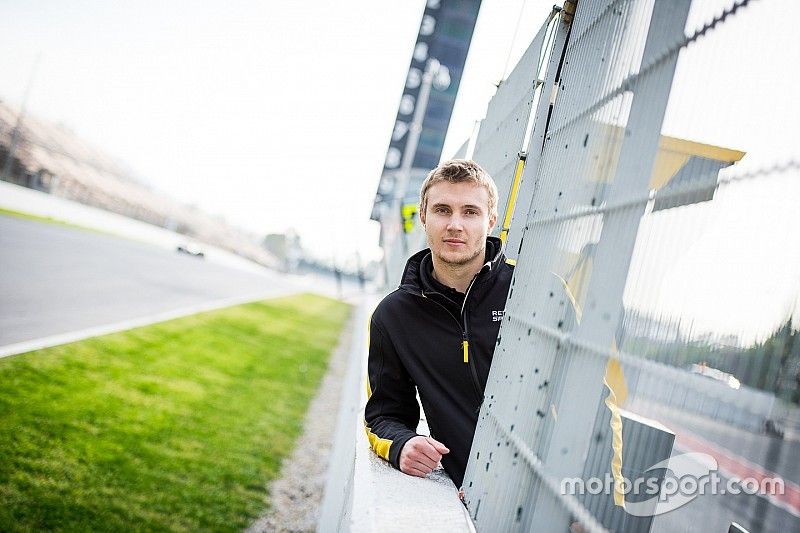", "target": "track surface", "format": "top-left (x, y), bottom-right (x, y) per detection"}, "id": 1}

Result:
top-left (0, 214), bottom-right (299, 346)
